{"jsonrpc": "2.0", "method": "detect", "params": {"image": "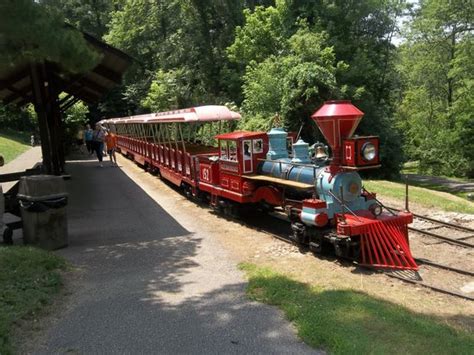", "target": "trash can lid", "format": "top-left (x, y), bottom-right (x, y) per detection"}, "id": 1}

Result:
top-left (18, 175), bottom-right (68, 201)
